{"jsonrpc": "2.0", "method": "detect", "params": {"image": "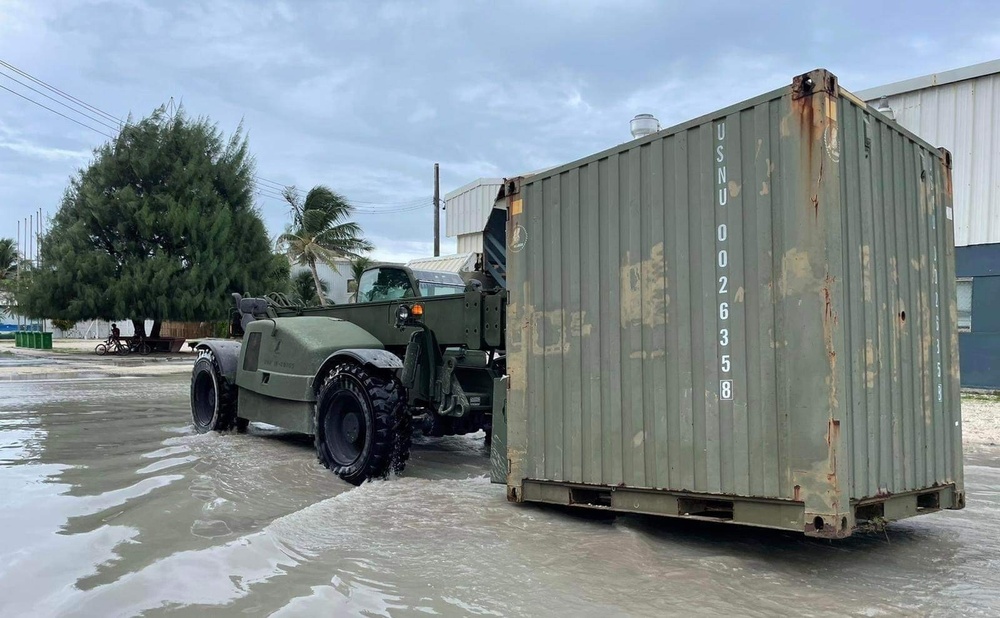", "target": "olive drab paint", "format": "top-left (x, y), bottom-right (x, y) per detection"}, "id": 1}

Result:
top-left (501, 69), bottom-right (964, 538)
